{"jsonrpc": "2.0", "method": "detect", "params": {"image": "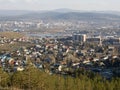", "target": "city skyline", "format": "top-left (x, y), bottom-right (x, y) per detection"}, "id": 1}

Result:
top-left (0, 0), bottom-right (120, 11)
